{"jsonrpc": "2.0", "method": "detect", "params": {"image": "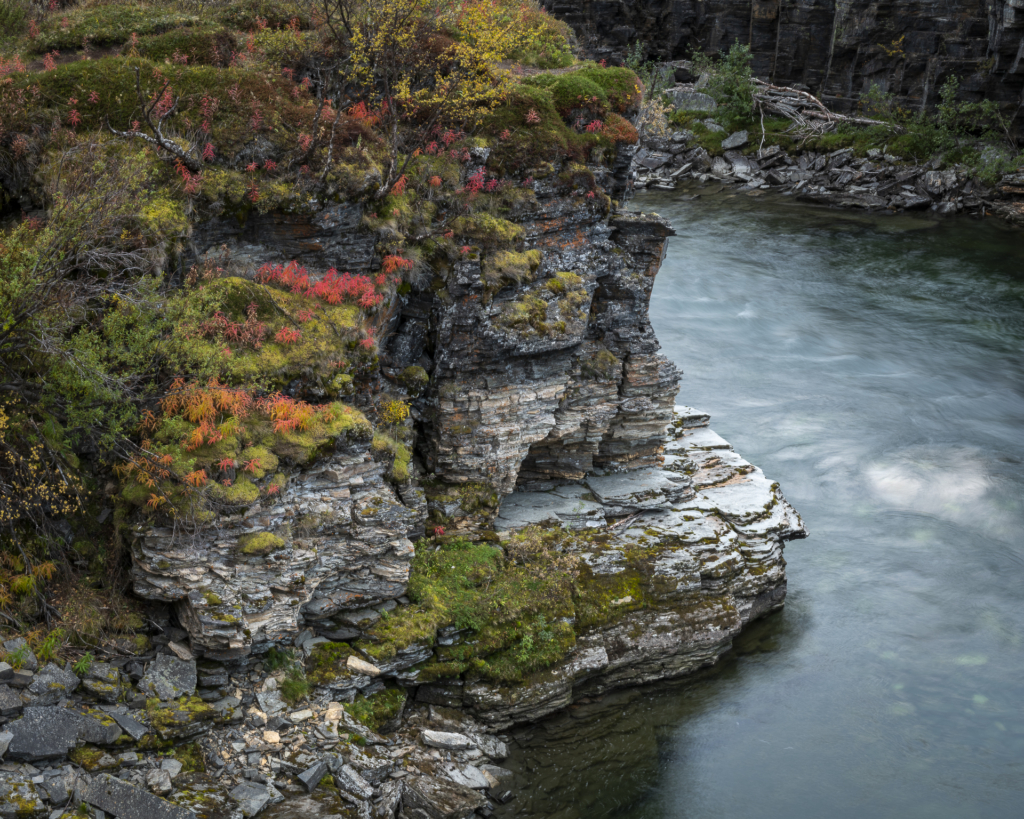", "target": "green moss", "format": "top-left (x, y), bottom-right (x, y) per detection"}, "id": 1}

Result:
top-left (545, 270), bottom-right (582, 294)
top-left (571, 66), bottom-right (643, 115)
top-left (398, 366), bottom-right (429, 396)
top-left (135, 25), bottom-right (236, 66)
top-left (305, 641), bottom-right (355, 685)
top-left (372, 433), bottom-right (411, 484)
top-left (360, 529), bottom-right (581, 683)
top-left (343, 687), bottom-right (406, 733)
top-left (237, 446), bottom-right (278, 479)
top-left (208, 477), bottom-right (260, 506)
top-left (69, 745), bottom-right (117, 771)
top-left (482, 249), bottom-right (542, 292)
top-left (497, 292), bottom-right (550, 336)
top-left (581, 348), bottom-right (621, 380)
top-left (450, 213), bottom-right (524, 251)
top-left (145, 696), bottom-right (220, 740)
top-left (527, 72), bottom-right (609, 117)
top-left (237, 531), bottom-right (285, 556)
top-left (29, 6), bottom-right (202, 53)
